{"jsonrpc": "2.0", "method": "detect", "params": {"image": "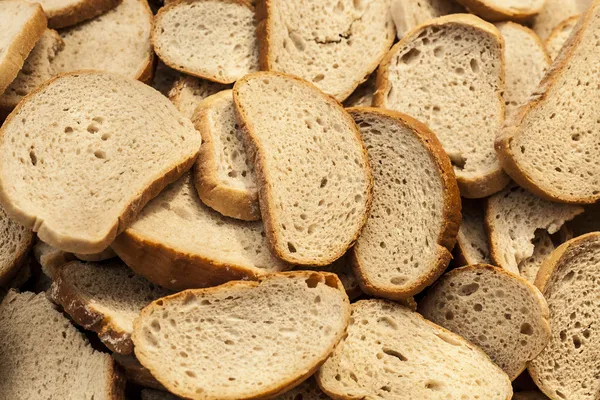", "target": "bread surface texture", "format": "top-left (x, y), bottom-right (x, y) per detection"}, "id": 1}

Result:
top-left (545, 15), bottom-right (580, 60)
top-left (391, 0), bottom-right (463, 38)
top-left (133, 271), bottom-right (350, 400)
top-left (169, 75), bottom-right (230, 119)
top-left (0, 205), bottom-right (34, 286)
top-left (456, 198), bottom-right (491, 266)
